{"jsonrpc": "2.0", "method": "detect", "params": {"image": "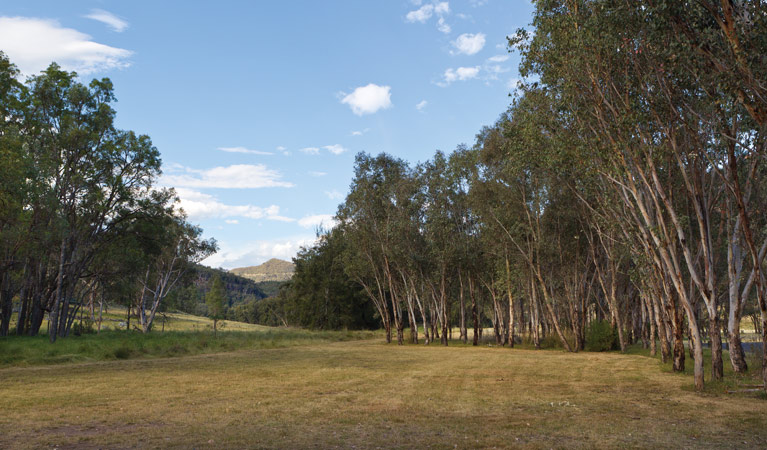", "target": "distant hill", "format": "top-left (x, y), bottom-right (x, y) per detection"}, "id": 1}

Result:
top-left (230, 258), bottom-right (295, 283)
top-left (167, 264), bottom-right (268, 317)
